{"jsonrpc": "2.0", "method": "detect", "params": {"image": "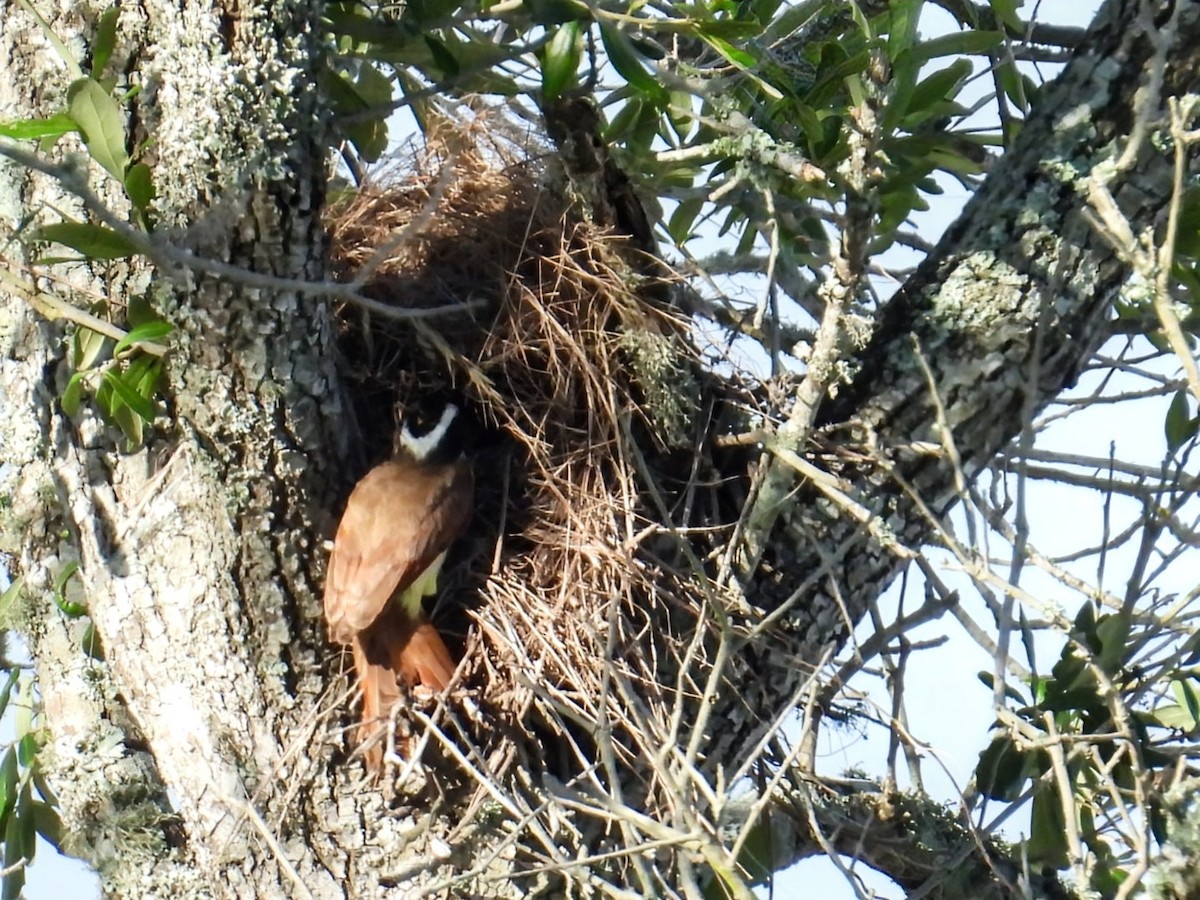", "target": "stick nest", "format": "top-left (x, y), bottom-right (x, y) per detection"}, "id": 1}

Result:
top-left (326, 121), bottom-right (757, 862)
